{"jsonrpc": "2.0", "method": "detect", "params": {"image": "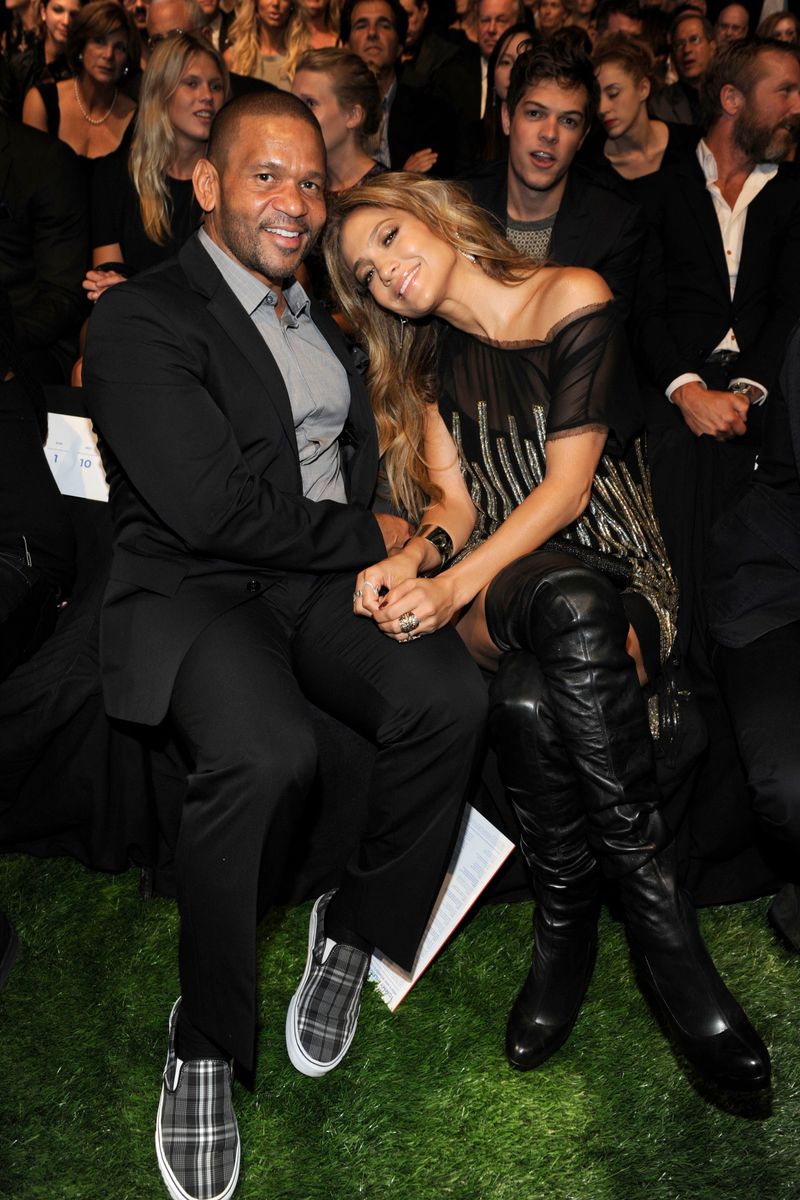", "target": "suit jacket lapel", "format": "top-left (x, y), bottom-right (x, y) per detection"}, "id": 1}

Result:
top-left (677, 156), bottom-right (729, 293)
top-left (551, 169), bottom-right (588, 267)
top-left (179, 234), bottom-right (297, 447)
top-left (735, 171), bottom-right (778, 304)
